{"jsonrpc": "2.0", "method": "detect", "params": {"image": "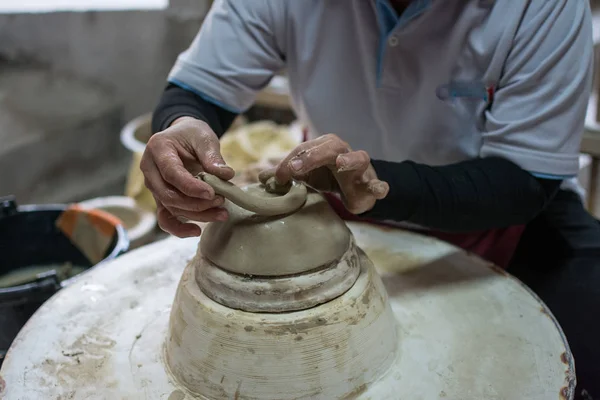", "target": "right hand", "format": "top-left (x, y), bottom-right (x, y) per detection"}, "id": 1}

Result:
top-left (140, 116), bottom-right (235, 237)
